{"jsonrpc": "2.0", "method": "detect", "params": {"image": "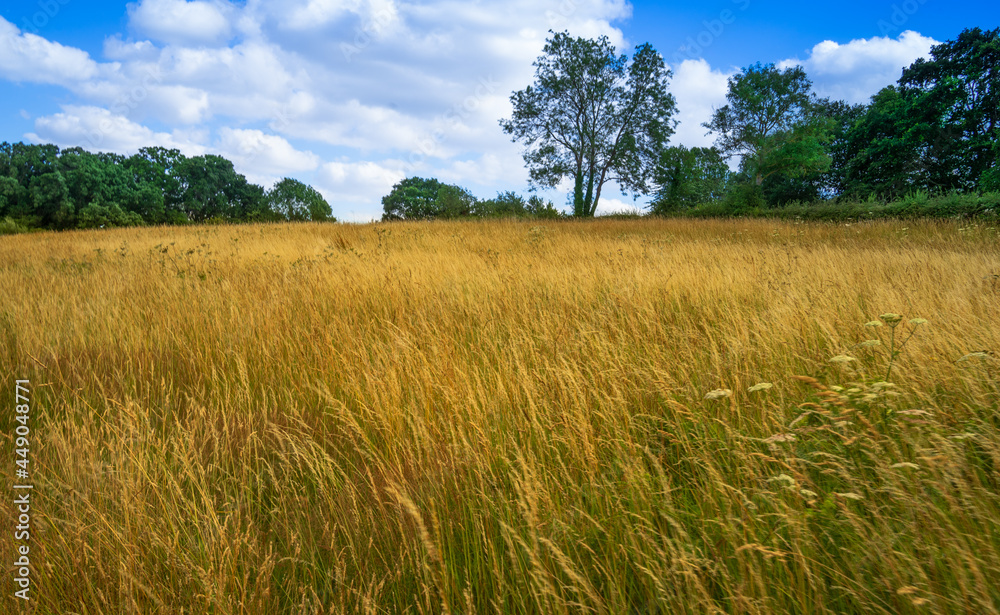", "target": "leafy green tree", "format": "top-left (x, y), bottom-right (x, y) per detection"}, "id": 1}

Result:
top-left (650, 146), bottom-right (732, 212)
top-left (381, 177), bottom-right (445, 220)
top-left (841, 28), bottom-right (999, 198)
top-left (174, 155), bottom-right (226, 221)
top-left (4, 143), bottom-right (60, 185)
top-left (436, 184), bottom-right (477, 218)
top-left (0, 175), bottom-right (28, 220)
top-left (2, 143), bottom-right (62, 222)
top-left (125, 147), bottom-right (185, 222)
top-left (704, 62), bottom-right (832, 188)
top-left (174, 155), bottom-right (261, 222)
top-left (267, 178), bottom-right (334, 221)
top-left (58, 148), bottom-right (143, 227)
top-left (0, 140), bottom-right (296, 229)
top-left (760, 173), bottom-right (822, 206)
top-left (840, 86), bottom-right (921, 199)
top-left (475, 191), bottom-right (526, 217)
top-left (983, 142), bottom-right (1000, 192)
top-left (501, 31), bottom-right (676, 216)
top-left (29, 171), bottom-right (74, 229)
top-left (524, 195), bottom-right (561, 218)
top-left (75, 201), bottom-right (143, 229)
top-left (898, 27), bottom-right (999, 192)
top-left (224, 178), bottom-right (269, 222)
top-left (813, 99), bottom-right (869, 198)
top-left (758, 99), bottom-right (866, 206)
